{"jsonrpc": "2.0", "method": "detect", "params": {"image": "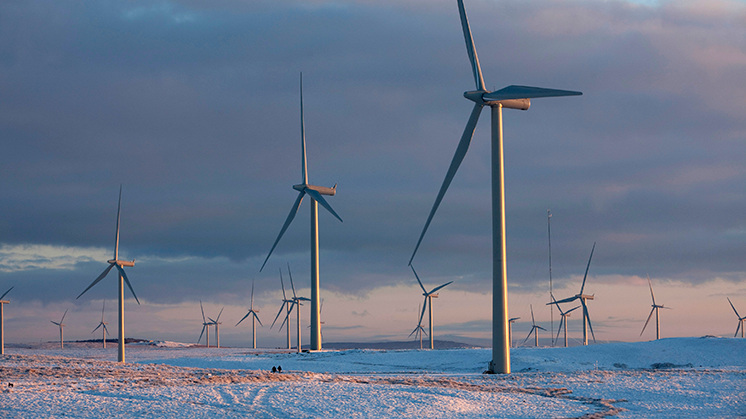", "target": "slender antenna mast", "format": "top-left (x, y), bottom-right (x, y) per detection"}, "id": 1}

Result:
top-left (548, 209), bottom-right (553, 346)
